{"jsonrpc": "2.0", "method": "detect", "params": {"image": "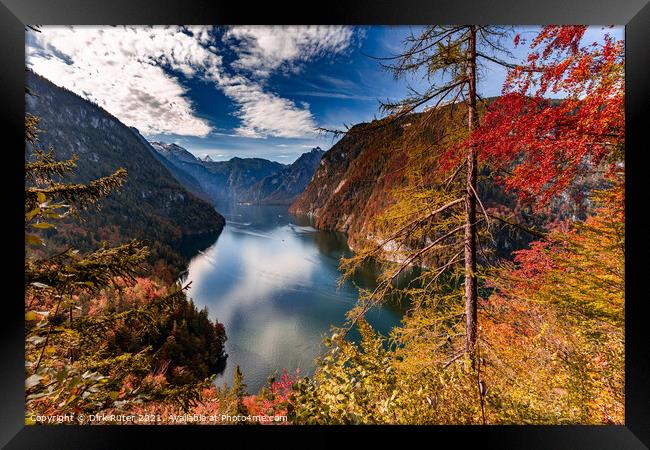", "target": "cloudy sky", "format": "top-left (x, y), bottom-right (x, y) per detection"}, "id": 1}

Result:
top-left (26, 25), bottom-right (623, 163)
